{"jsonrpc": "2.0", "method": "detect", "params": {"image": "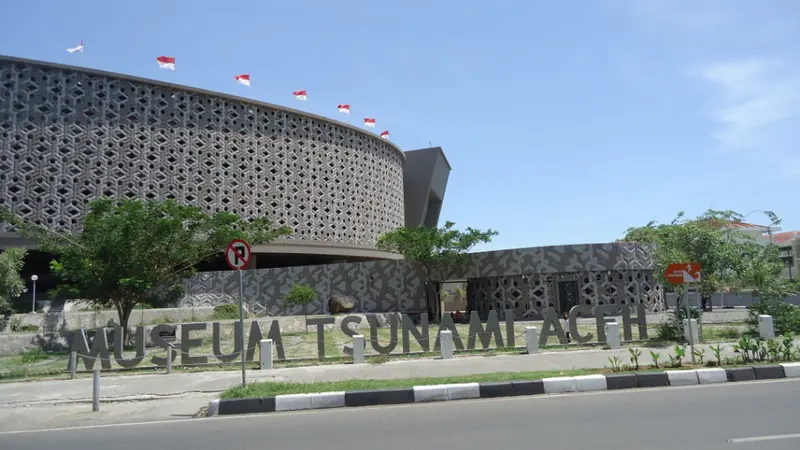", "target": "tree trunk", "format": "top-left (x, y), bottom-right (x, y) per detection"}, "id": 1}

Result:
top-left (117, 303), bottom-right (135, 346)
